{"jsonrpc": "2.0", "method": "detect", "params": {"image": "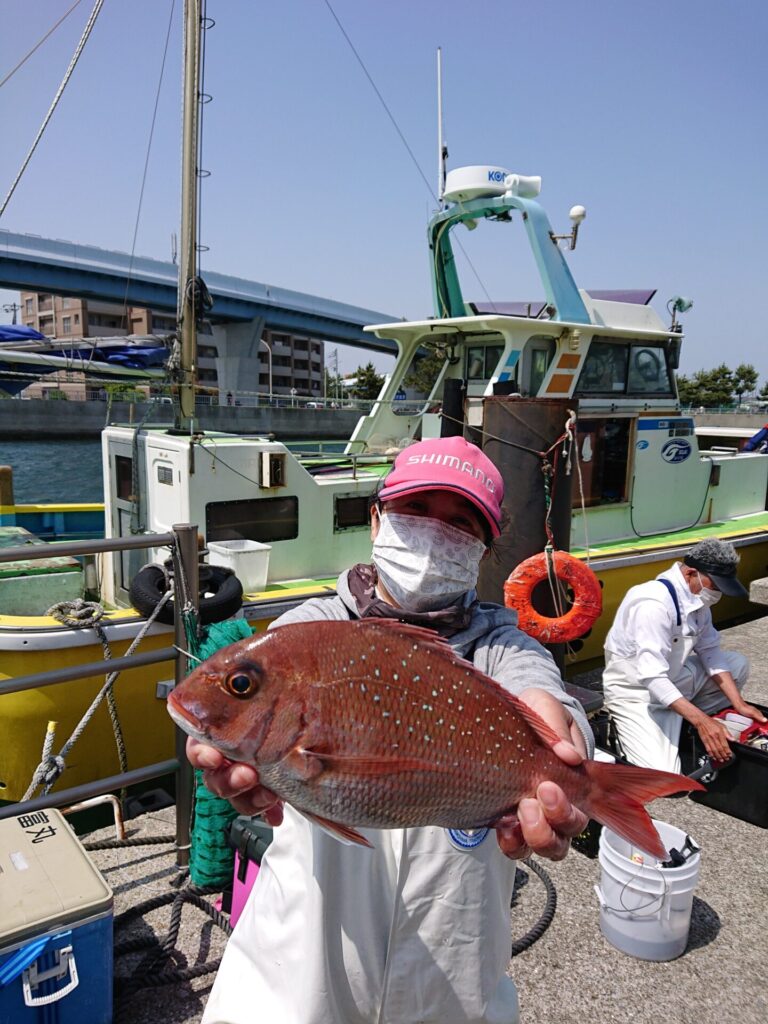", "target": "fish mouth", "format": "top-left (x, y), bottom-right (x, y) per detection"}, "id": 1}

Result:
top-left (166, 698), bottom-right (209, 743)
top-left (166, 694), bottom-right (242, 757)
